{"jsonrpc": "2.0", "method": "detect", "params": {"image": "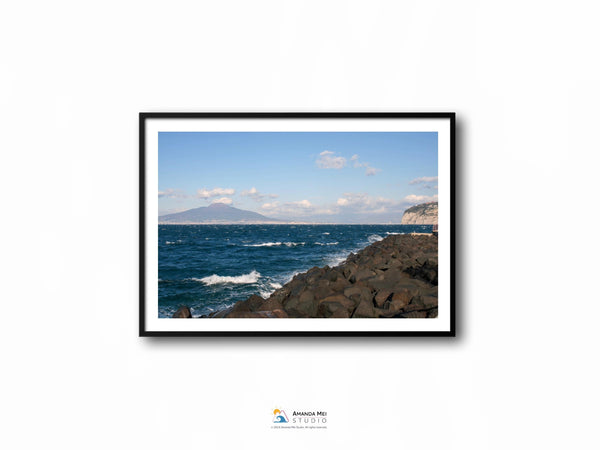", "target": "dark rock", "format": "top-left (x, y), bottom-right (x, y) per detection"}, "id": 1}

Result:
top-left (288, 279), bottom-right (305, 297)
top-left (354, 268), bottom-right (376, 282)
top-left (172, 306), bottom-right (192, 318)
top-left (329, 276), bottom-right (351, 291)
top-left (343, 285), bottom-right (372, 305)
top-left (299, 290), bottom-right (315, 304)
top-left (318, 301), bottom-right (345, 317)
top-left (247, 295), bottom-right (265, 311)
top-left (229, 294), bottom-right (264, 314)
top-left (319, 294), bottom-right (355, 309)
top-left (352, 298), bottom-right (378, 318)
top-left (343, 286), bottom-right (363, 298)
top-left (420, 295), bottom-right (438, 308)
top-left (283, 290), bottom-right (316, 317)
top-left (314, 284), bottom-right (336, 301)
top-left (295, 290), bottom-right (317, 316)
top-left (342, 263), bottom-right (358, 280)
top-left (390, 289), bottom-right (414, 309)
top-left (330, 308), bottom-right (351, 318)
top-left (259, 297), bottom-right (284, 311)
top-left (325, 270), bottom-right (339, 282)
top-left (374, 290), bottom-right (393, 308)
top-left (227, 310), bottom-right (271, 318)
top-left (272, 309), bottom-right (289, 318)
